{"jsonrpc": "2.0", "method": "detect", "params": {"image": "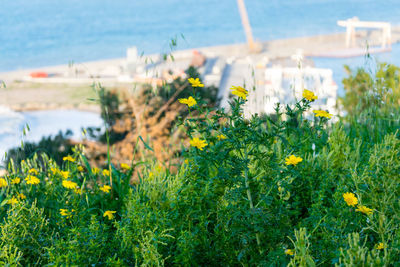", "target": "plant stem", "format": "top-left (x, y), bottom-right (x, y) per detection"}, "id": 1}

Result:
top-left (244, 145), bottom-right (261, 252)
